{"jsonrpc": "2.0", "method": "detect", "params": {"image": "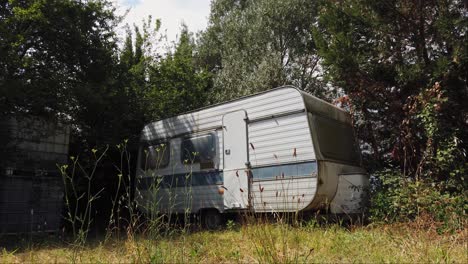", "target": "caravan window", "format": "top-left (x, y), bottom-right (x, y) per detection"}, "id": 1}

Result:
top-left (181, 134), bottom-right (216, 169)
top-left (140, 142), bottom-right (170, 170)
top-left (312, 115), bottom-right (361, 165)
